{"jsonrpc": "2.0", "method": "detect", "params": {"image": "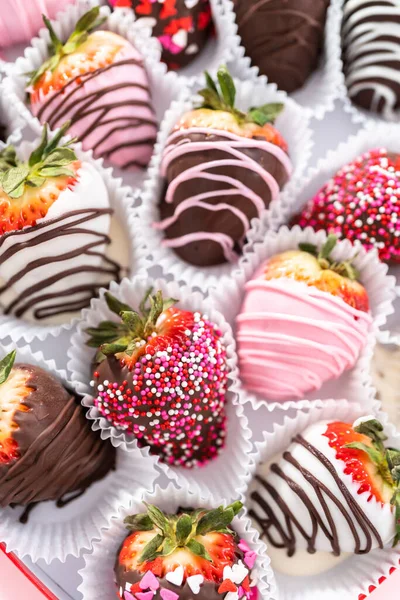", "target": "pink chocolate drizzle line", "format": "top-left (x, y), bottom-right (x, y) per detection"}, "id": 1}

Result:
top-left (156, 127), bottom-right (292, 262)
